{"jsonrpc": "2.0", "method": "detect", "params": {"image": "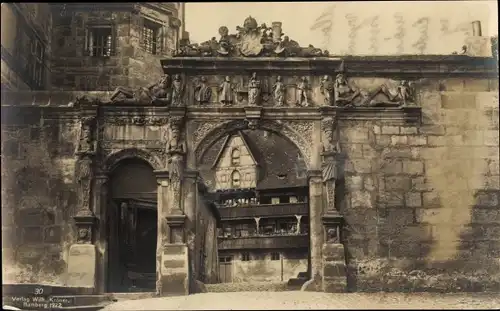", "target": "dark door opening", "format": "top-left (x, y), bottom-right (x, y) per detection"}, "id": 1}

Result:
top-left (107, 199), bottom-right (157, 292)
